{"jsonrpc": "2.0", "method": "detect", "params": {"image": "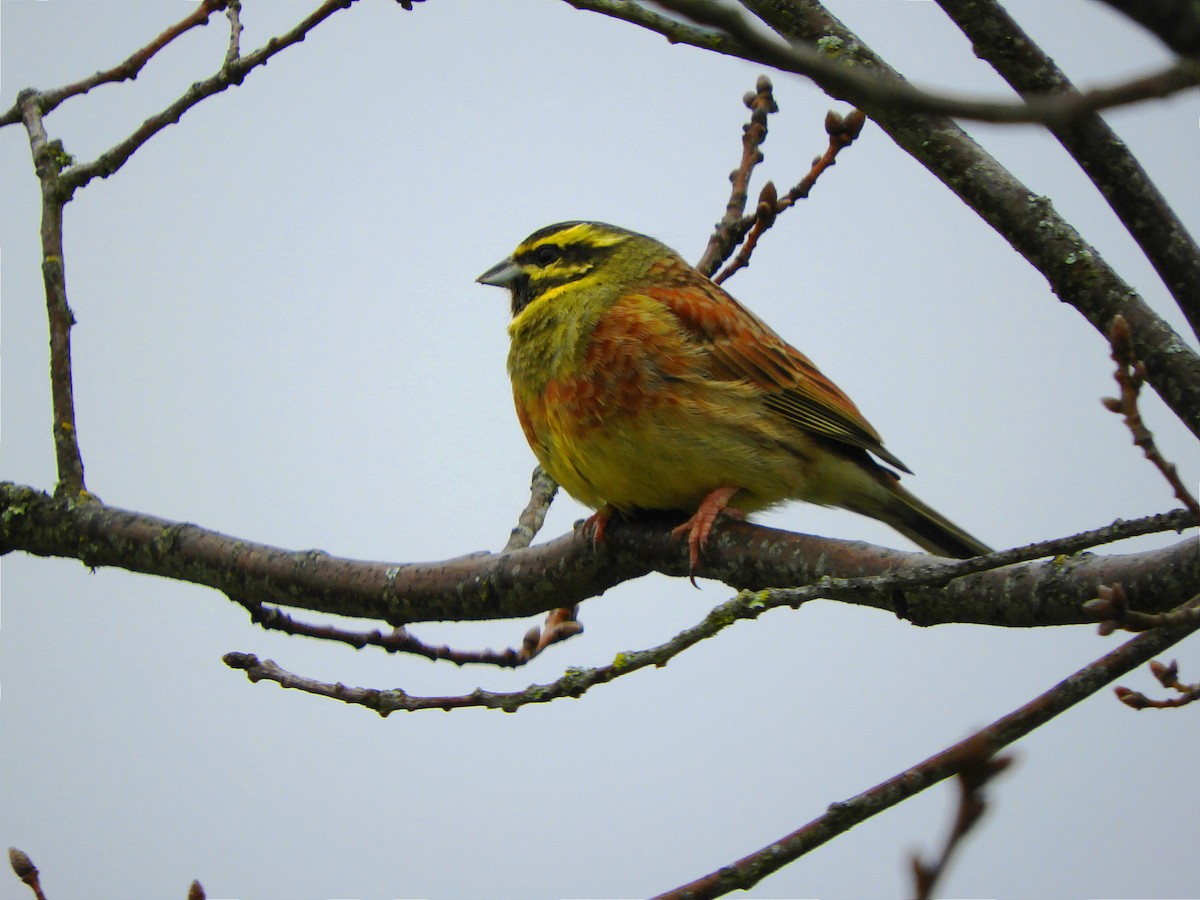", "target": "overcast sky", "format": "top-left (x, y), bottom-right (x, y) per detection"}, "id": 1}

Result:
top-left (2, 2), bottom-right (1198, 898)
